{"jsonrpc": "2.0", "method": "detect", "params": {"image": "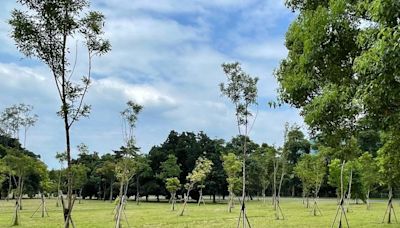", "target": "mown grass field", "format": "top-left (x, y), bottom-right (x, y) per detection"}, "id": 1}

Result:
top-left (0, 197), bottom-right (399, 227)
